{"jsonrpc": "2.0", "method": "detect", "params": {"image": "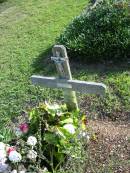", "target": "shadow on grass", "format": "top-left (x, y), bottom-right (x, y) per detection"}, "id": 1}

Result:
top-left (70, 58), bottom-right (130, 78)
top-left (32, 46), bottom-right (57, 76)
top-left (32, 46), bottom-right (130, 79)
top-left (32, 47), bottom-right (130, 122)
